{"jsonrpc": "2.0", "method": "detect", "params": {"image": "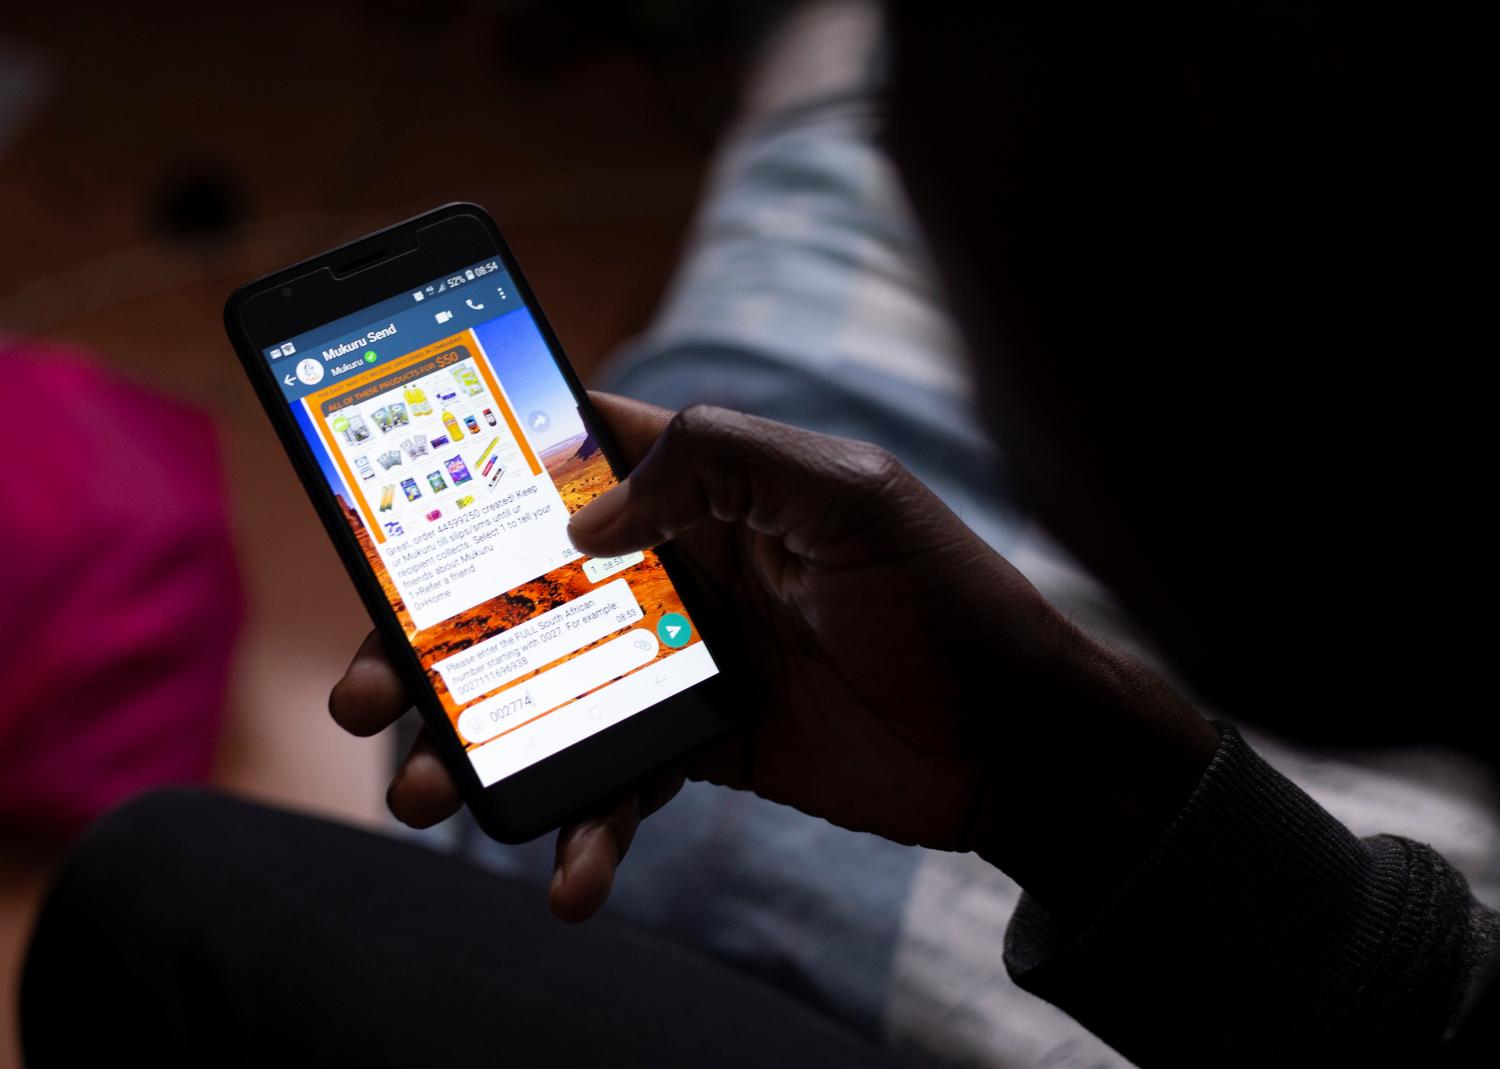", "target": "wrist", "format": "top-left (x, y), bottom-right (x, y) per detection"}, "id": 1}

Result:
top-left (970, 612), bottom-right (1220, 926)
